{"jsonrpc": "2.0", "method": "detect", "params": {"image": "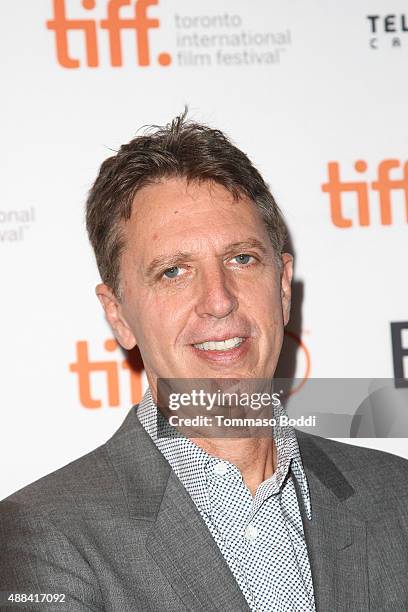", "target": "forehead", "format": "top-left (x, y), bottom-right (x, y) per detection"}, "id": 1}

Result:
top-left (123, 177), bottom-right (270, 253)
